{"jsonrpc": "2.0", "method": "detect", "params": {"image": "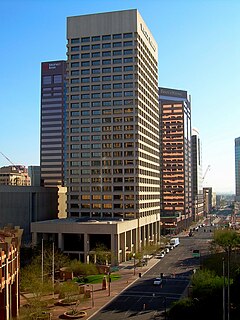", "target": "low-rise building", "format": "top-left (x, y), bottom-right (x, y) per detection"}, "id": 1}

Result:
top-left (0, 226), bottom-right (23, 320)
